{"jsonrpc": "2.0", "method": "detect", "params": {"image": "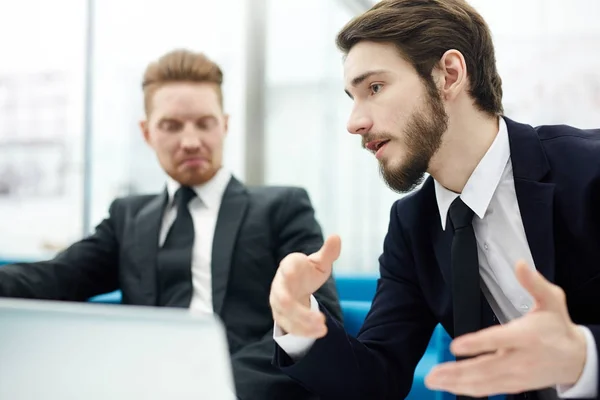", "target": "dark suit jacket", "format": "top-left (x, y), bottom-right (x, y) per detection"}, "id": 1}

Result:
top-left (275, 117), bottom-right (600, 400)
top-left (0, 177), bottom-right (343, 400)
